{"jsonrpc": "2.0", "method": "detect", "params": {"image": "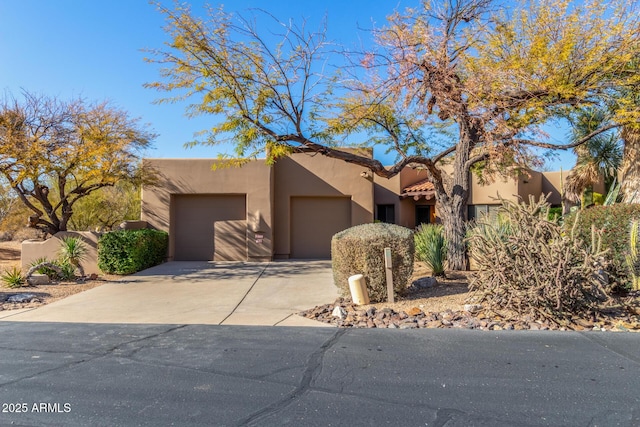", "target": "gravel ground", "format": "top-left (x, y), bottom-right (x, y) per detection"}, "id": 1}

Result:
top-left (0, 241), bottom-right (107, 312)
top-left (300, 262), bottom-right (640, 332)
